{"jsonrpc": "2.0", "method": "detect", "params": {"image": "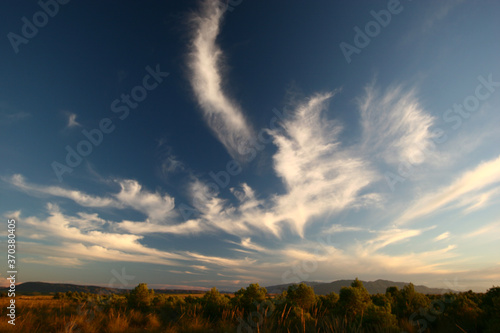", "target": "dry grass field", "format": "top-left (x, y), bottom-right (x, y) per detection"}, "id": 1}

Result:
top-left (0, 294), bottom-right (239, 333)
top-left (0, 282), bottom-right (498, 332)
